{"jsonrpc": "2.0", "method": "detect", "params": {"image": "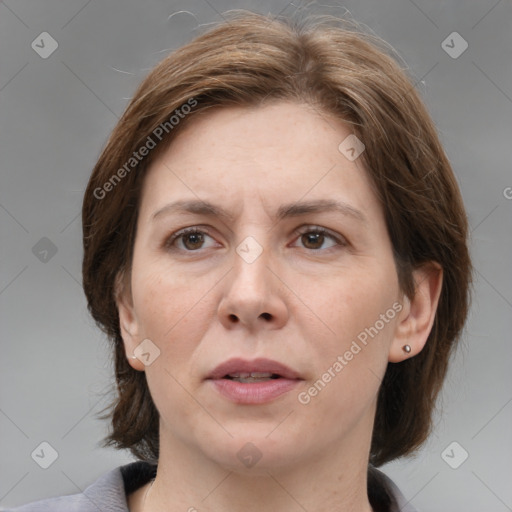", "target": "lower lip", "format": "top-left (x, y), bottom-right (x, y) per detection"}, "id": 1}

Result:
top-left (208, 378), bottom-right (301, 404)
